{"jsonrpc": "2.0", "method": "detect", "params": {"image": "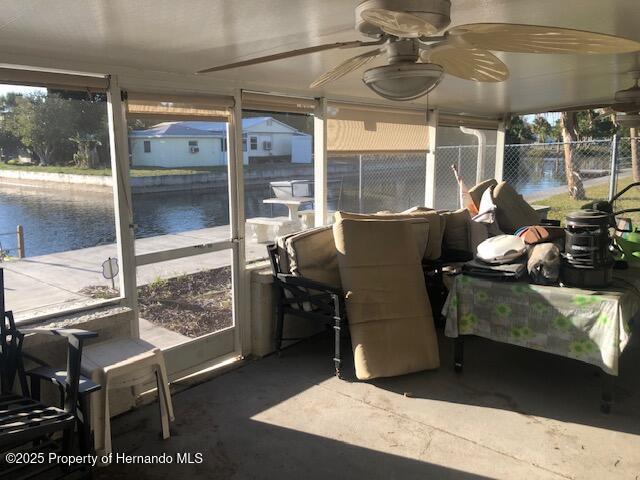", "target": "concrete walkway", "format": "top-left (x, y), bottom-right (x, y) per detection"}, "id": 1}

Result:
top-left (3, 224), bottom-right (268, 321)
